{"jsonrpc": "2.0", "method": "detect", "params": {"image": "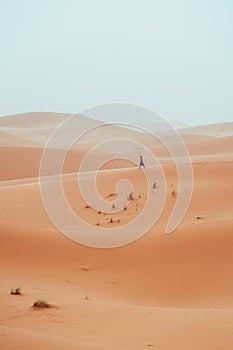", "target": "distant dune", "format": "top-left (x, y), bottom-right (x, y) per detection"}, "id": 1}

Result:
top-left (181, 121), bottom-right (233, 137)
top-left (0, 112), bottom-right (233, 350)
top-left (0, 112), bottom-right (232, 180)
